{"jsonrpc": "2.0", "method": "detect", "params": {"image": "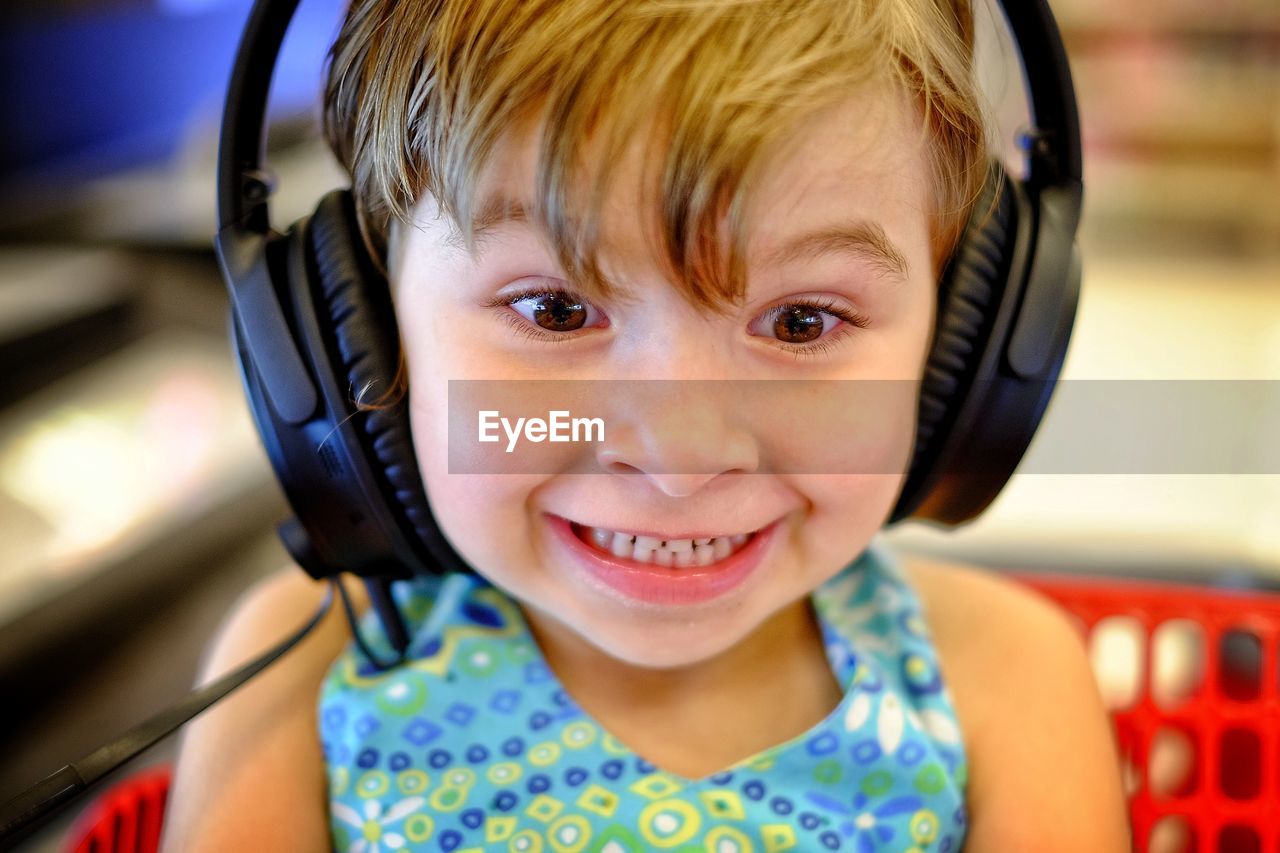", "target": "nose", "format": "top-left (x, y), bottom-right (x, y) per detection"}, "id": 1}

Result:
top-left (595, 381), bottom-right (759, 497)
